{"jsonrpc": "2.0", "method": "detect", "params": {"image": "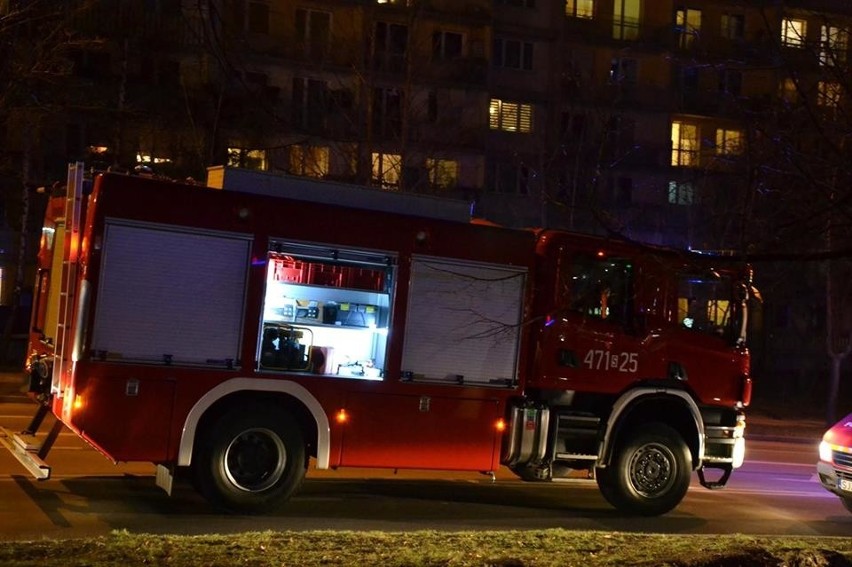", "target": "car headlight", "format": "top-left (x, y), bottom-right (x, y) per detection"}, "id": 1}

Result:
top-left (819, 440), bottom-right (833, 463)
